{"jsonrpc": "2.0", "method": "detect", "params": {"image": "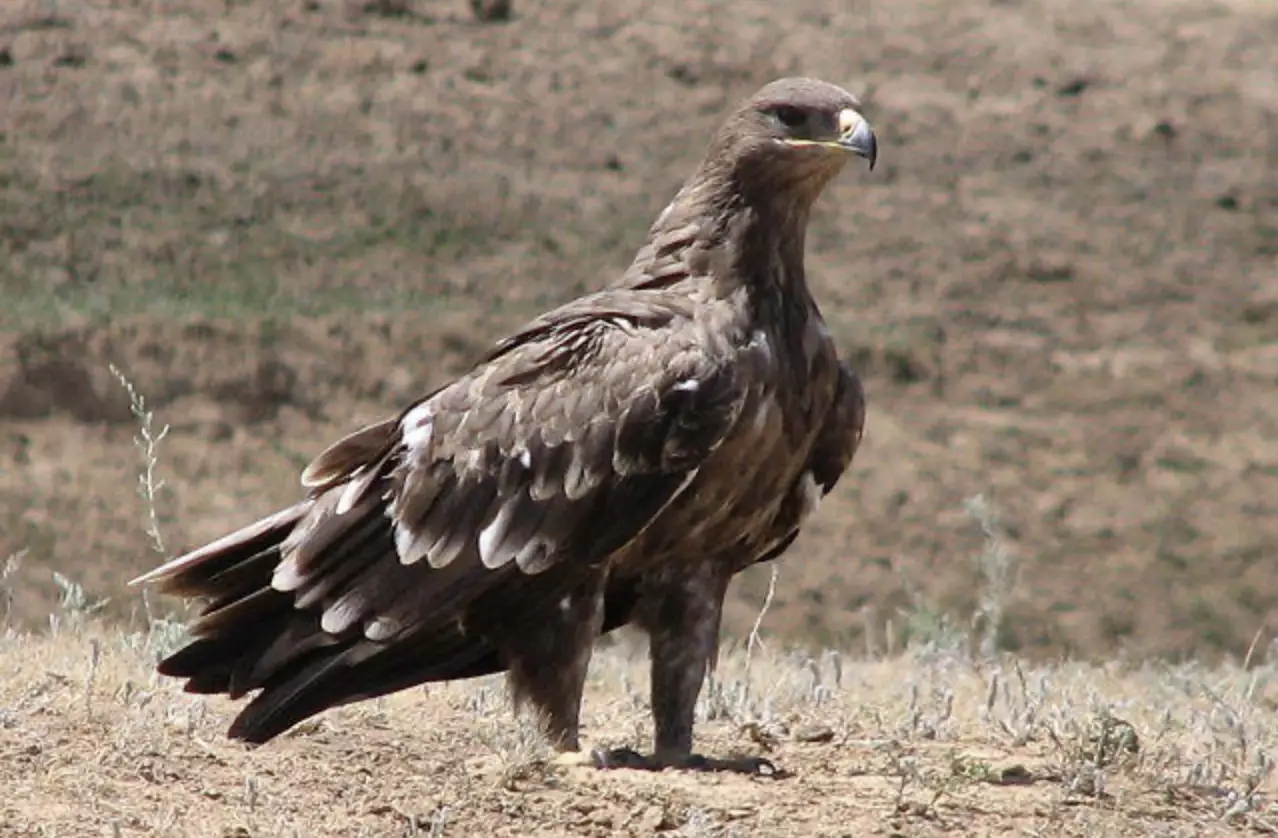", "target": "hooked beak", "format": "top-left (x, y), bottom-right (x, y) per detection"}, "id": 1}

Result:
top-left (836, 109), bottom-right (877, 170)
